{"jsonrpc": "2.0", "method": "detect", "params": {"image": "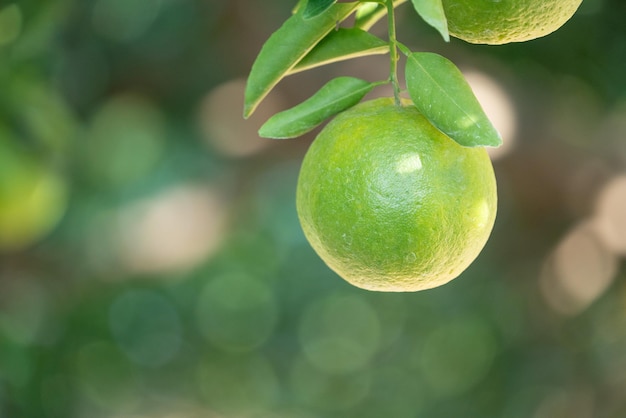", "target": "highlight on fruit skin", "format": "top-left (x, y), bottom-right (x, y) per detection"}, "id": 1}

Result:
top-left (442, 0), bottom-right (583, 45)
top-left (296, 98), bottom-right (497, 292)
